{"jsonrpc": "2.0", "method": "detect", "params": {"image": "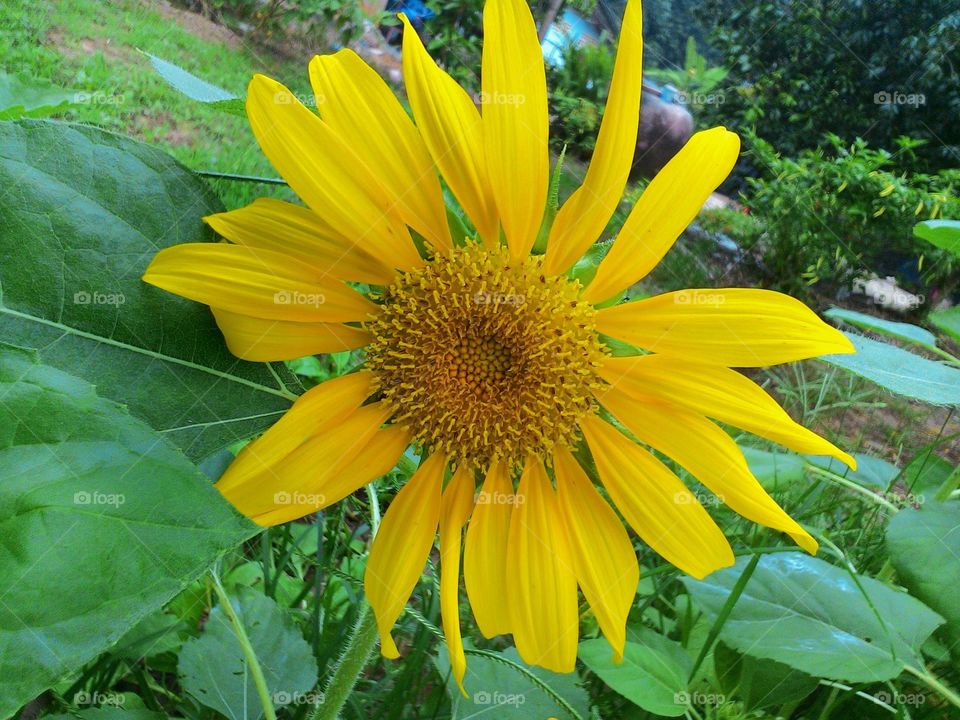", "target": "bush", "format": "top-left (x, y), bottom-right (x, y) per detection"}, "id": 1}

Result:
top-left (546, 41), bottom-right (615, 157)
top-left (712, 132), bottom-right (960, 299)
